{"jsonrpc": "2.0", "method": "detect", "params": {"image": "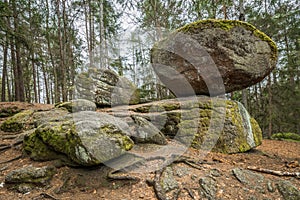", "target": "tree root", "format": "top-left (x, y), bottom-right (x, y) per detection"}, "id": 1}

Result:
top-left (0, 165), bottom-right (9, 172)
top-left (146, 169), bottom-right (167, 200)
top-left (0, 145), bottom-right (11, 152)
top-left (247, 166), bottom-right (300, 178)
top-left (32, 192), bottom-right (59, 200)
top-left (183, 187), bottom-right (197, 200)
top-left (0, 154), bottom-right (22, 164)
top-left (173, 156), bottom-right (204, 170)
top-left (107, 169), bottom-right (140, 182)
top-left (1, 134), bottom-right (19, 140)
